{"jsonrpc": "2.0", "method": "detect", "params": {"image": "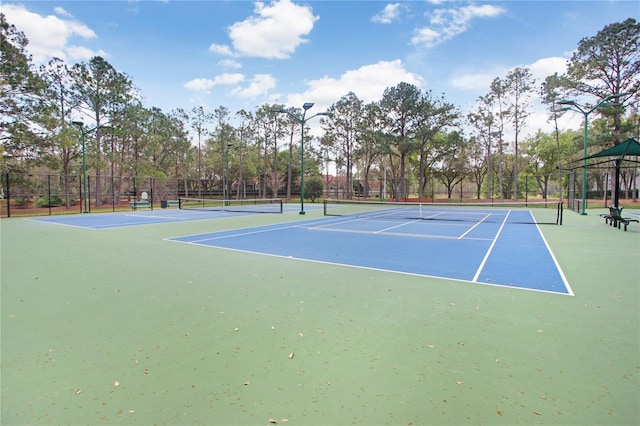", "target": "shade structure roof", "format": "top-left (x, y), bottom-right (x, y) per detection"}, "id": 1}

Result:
top-left (584, 137), bottom-right (640, 160)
